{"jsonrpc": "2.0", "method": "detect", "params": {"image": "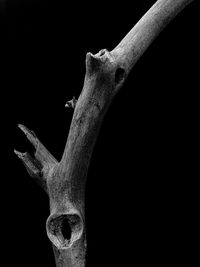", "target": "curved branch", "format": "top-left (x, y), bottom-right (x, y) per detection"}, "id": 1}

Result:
top-left (15, 0), bottom-right (194, 266)
top-left (59, 0), bottom-right (194, 197)
top-left (111, 0), bottom-right (194, 81)
top-left (54, 1), bottom-right (193, 266)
